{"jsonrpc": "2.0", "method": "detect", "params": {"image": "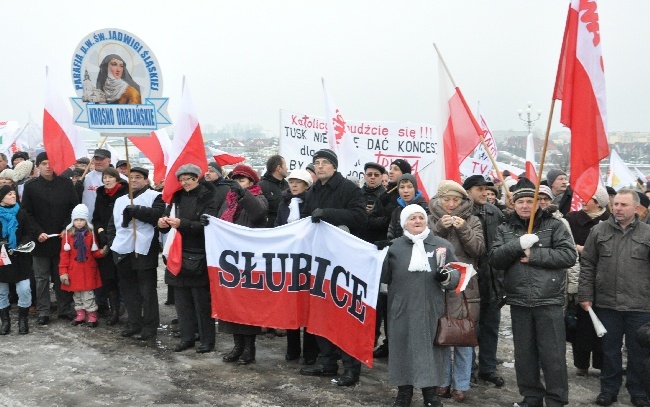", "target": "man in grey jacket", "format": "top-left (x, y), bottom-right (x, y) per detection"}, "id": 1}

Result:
top-left (489, 178), bottom-right (577, 407)
top-left (579, 189), bottom-right (650, 407)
